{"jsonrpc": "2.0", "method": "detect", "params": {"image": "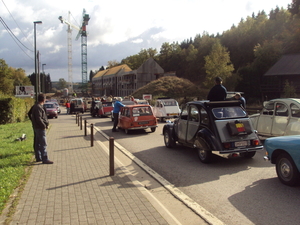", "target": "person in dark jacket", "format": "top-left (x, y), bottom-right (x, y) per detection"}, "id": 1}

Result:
top-left (28, 94), bottom-right (53, 164)
top-left (234, 92), bottom-right (246, 109)
top-left (207, 76), bottom-right (227, 101)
